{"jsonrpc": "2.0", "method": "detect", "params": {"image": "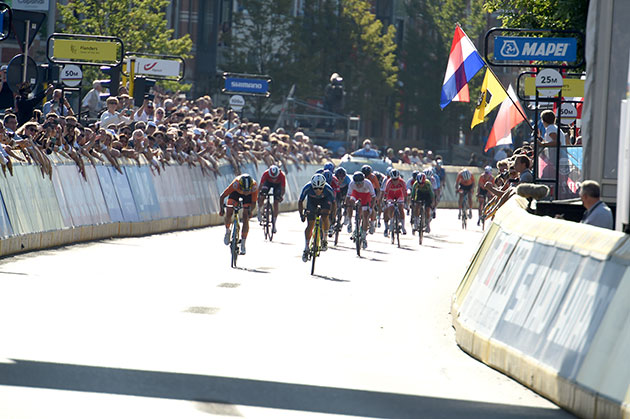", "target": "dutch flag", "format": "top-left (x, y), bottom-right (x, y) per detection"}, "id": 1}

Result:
top-left (440, 25), bottom-right (486, 109)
